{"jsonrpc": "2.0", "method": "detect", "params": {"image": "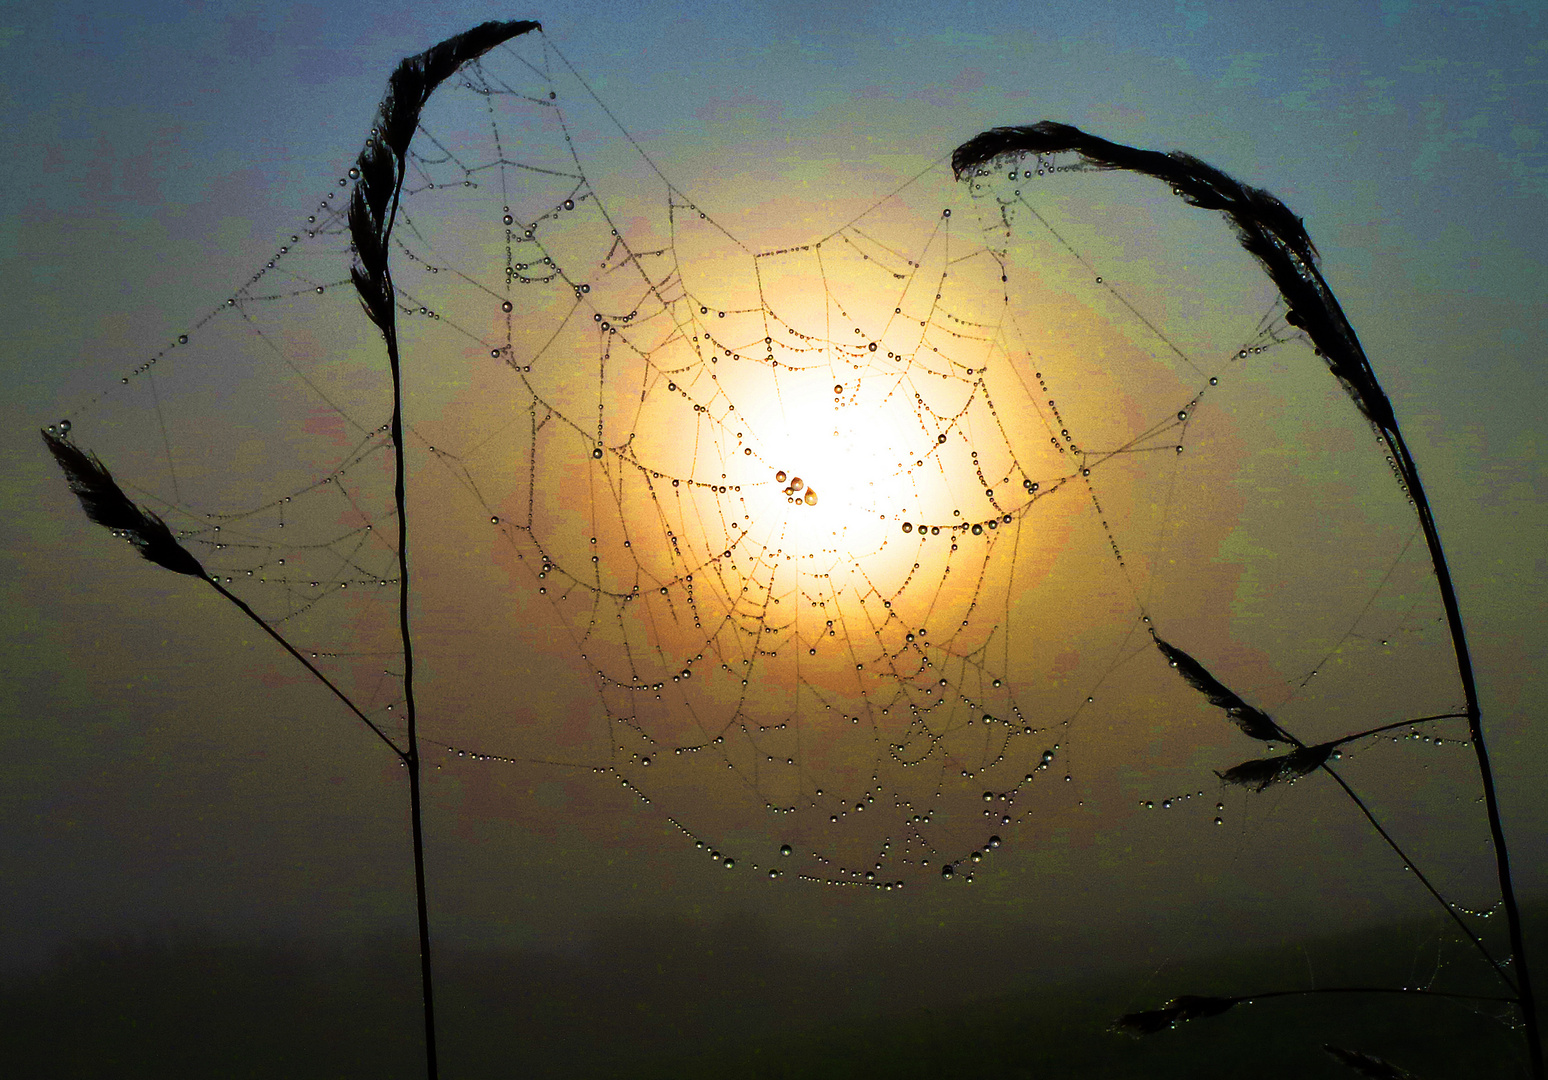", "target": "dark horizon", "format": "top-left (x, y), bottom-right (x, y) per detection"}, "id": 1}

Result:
top-left (6, 898), bottom-right (1535, 1078)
